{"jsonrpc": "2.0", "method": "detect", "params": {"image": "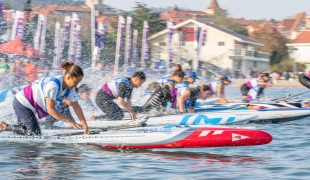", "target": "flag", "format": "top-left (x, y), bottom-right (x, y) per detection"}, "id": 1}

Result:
top-left (114, 16), bottom-right (125, 75)
top-left (11, 11), bottom-right (24, 40)
top-left (167, 22), bottom-right (174, 70)
top-left (53, 22), bottom-right (61, 66)
top-left (131, 29), bottom-right (138, 67)
top-left (68, 13), bottom-right (79, 62)
top-left (141, 20), bottom-right (149, 68)
top-left (124, 16), bottom-right (132, 73)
